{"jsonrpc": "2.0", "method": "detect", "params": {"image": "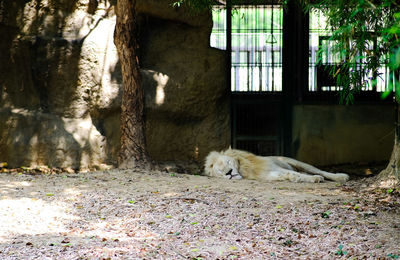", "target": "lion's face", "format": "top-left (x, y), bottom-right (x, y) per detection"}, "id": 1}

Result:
top-left (205, 152), bottom-right (242, 180)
